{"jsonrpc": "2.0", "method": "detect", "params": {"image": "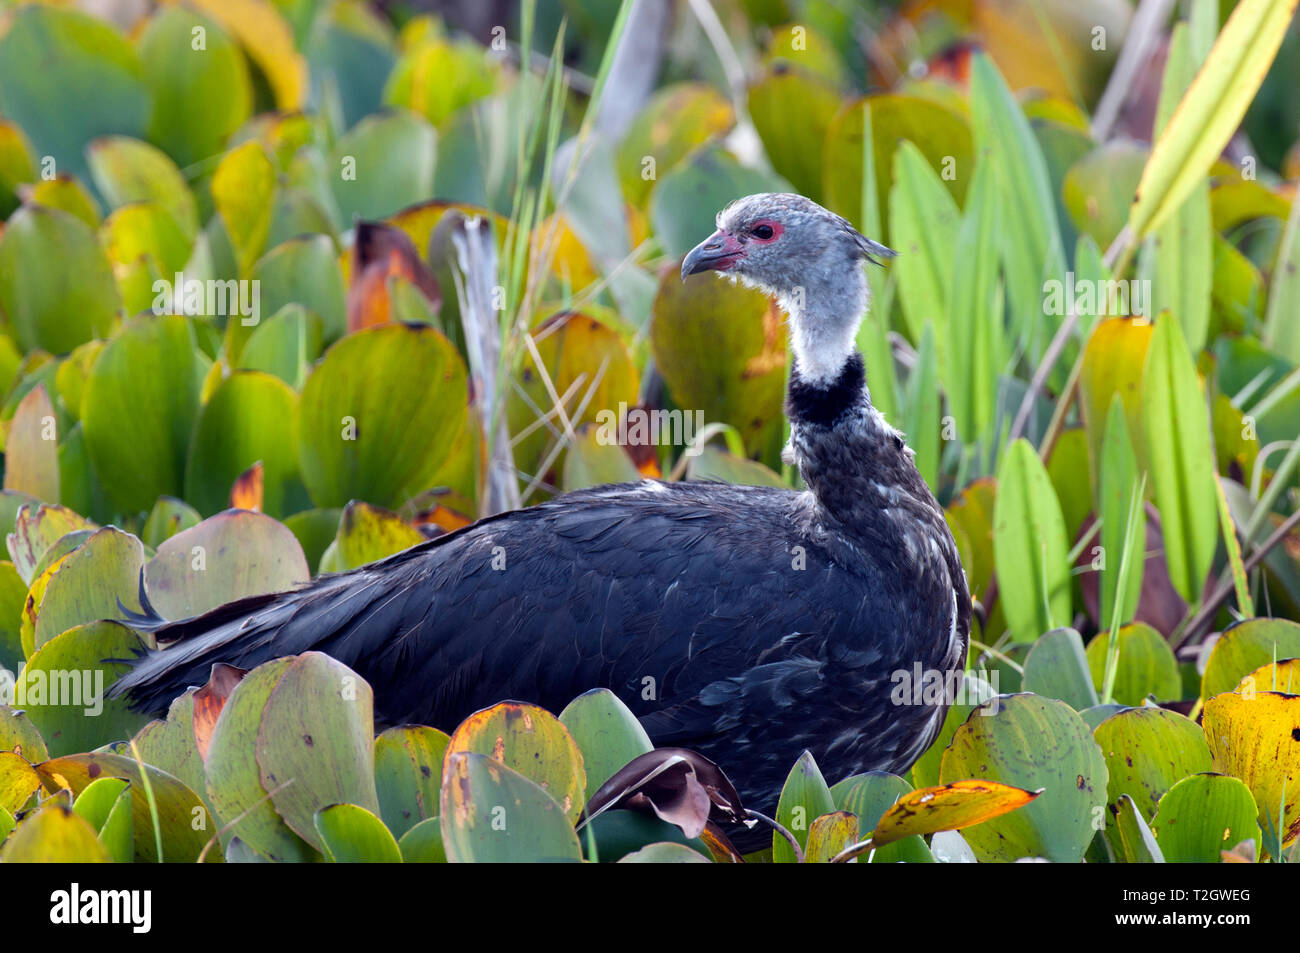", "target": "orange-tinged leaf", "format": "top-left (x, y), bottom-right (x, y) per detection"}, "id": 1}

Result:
top-left (230, 461), bottom-right (264, 512)
top-left (412, 503), bottom-right (473, 534)
top-left (871, 779), bottom-right (1042, 847)
top-left (346, 221), bottom-right (440, 333)
top-left (192, 663), bottom-right (247, 762)
top-left (1202, 690), bottom-right (1300, 851)
top-left (446, 702), bottom-right (586, 824)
